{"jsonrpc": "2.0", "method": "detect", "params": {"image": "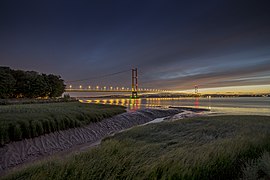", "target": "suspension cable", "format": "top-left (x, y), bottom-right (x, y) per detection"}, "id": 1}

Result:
top-left (66, 69), bottom-right (131, 83)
